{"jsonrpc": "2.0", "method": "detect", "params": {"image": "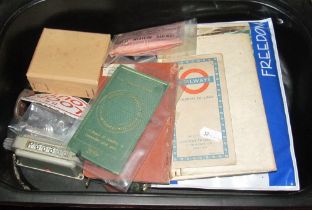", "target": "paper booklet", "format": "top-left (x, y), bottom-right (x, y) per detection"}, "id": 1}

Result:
top-left (163, 54), bottom-right (236, 177)
top-left (163, 21), bottom-right (276, 181)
